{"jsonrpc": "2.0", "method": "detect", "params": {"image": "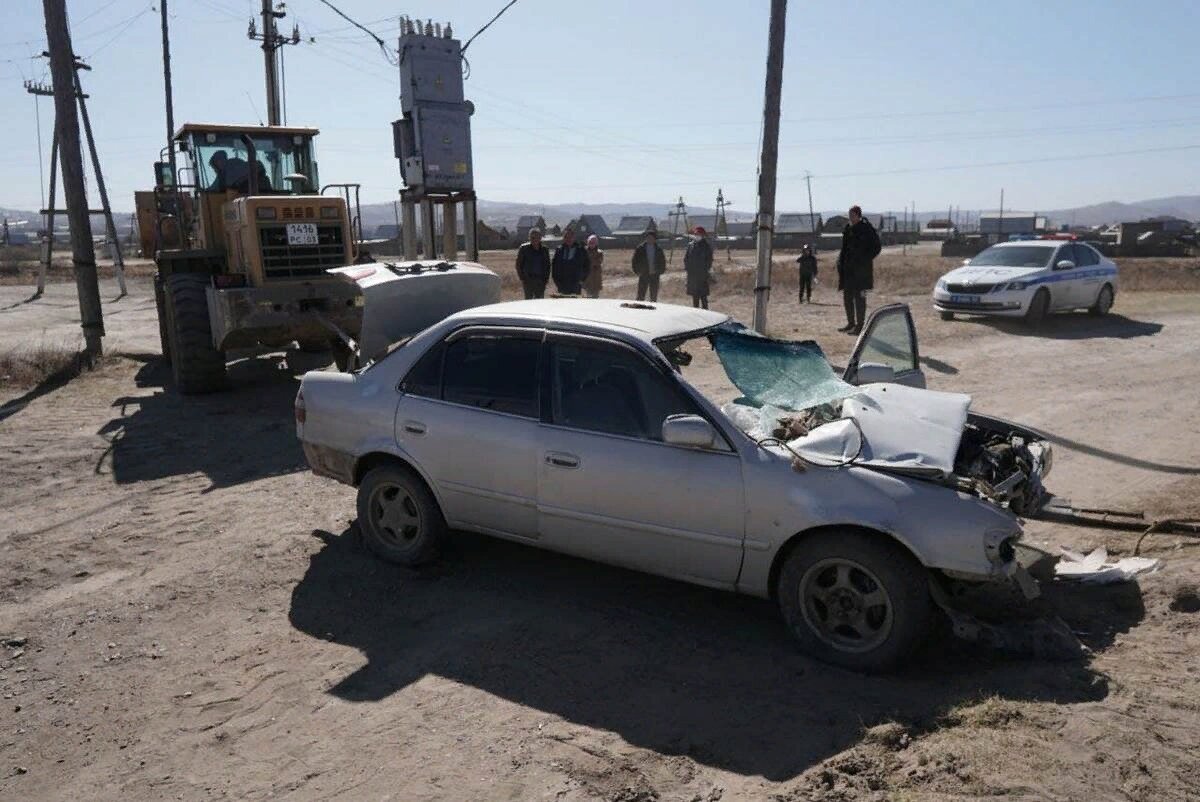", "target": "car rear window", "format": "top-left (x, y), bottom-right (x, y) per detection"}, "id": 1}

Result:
top-left (970, 246), bottom-right (1055, 268)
